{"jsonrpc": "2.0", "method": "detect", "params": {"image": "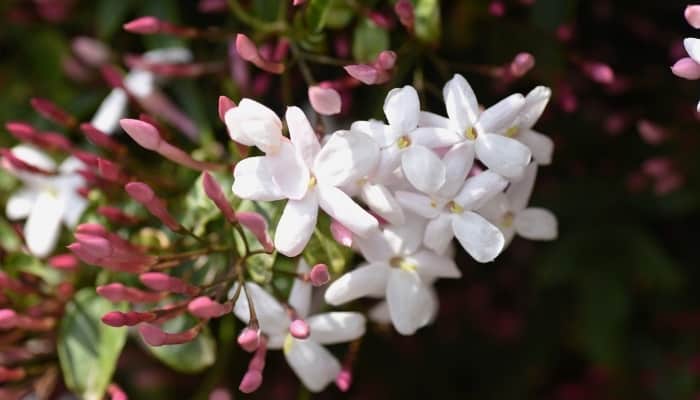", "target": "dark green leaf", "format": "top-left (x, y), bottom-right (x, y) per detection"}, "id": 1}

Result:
top-left (352, 18), bottom-right (389, 62)
top-left (305, 0), bottom-right (333, 33)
